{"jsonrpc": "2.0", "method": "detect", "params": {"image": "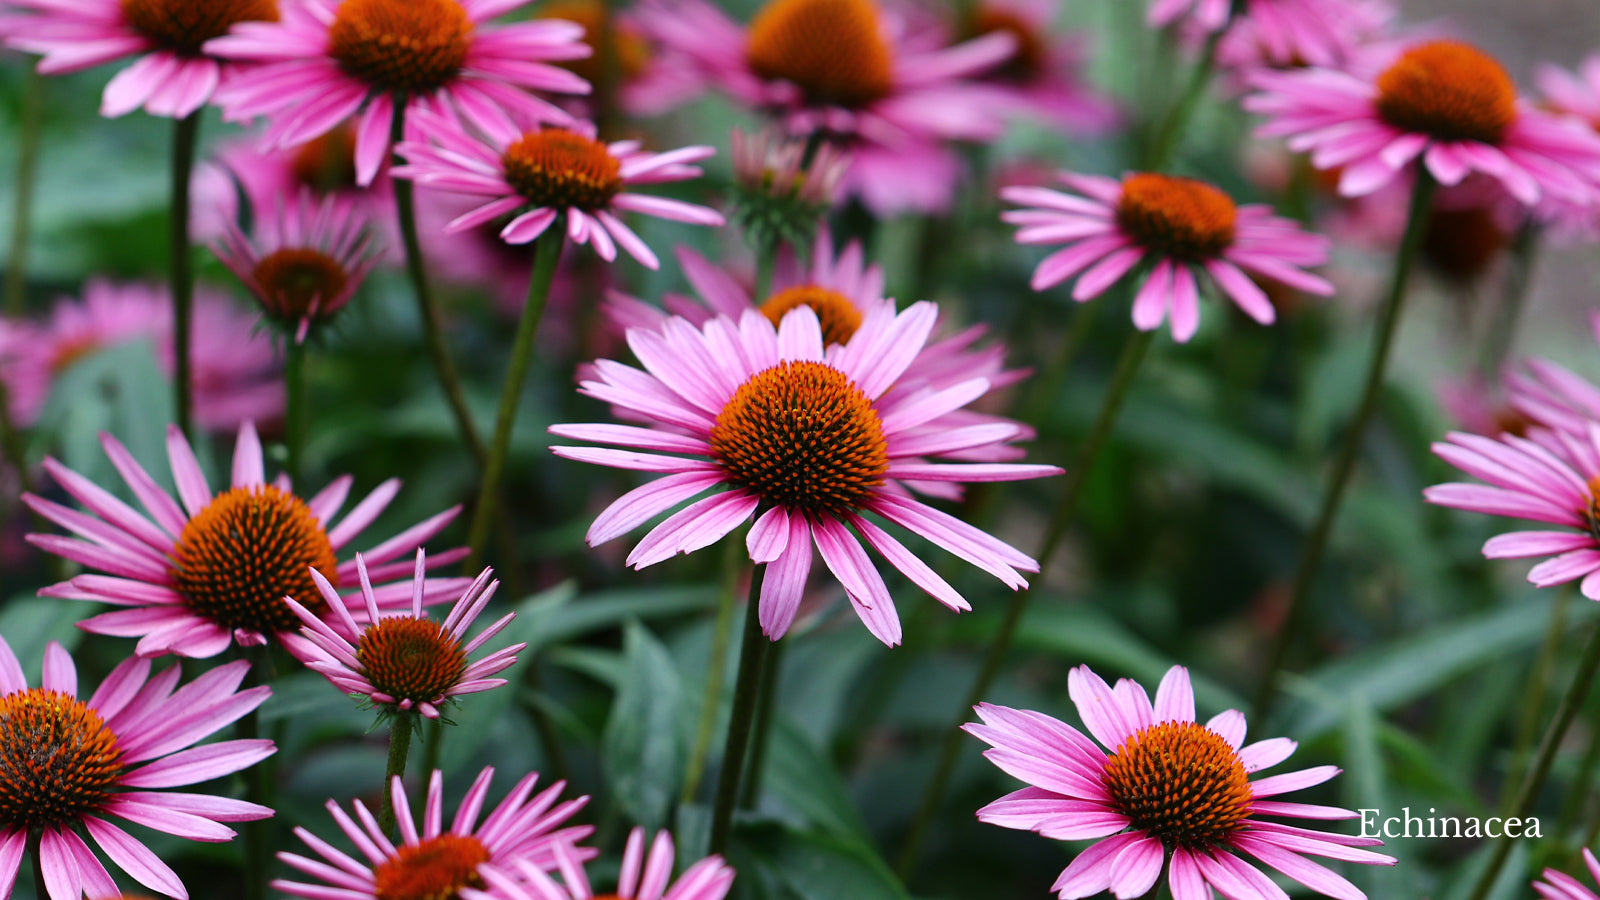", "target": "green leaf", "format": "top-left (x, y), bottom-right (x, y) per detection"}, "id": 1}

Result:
top-left (0, 594), bottom-right (84, 673)
top-left (762, 716), bottom-right (870, 841)
top-left (601, 620), bottom-right (687, 831)
top-left (35, 339), bottom-right (174, 499)
top-left (733, 823), bottom-right (909, 900)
